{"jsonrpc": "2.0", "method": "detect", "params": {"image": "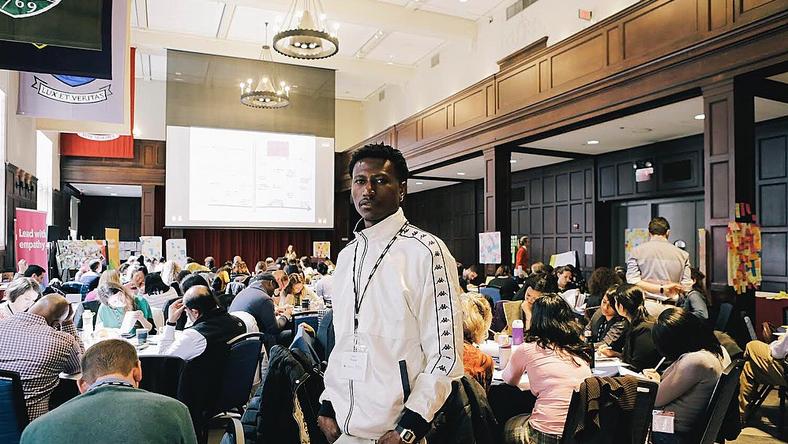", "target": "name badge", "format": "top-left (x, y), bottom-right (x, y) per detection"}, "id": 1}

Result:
top-left (340, 351), bottom-right (368, 381)
top-left (652, 410), bottom-right (675, 434)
